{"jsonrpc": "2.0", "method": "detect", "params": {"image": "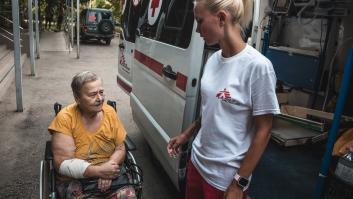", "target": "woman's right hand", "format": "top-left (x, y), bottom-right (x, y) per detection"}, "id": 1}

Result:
top-left (167, 133), bottom-right (189, 157)
top-left (167, 120), bottom-right (199, 157)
